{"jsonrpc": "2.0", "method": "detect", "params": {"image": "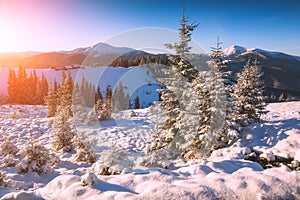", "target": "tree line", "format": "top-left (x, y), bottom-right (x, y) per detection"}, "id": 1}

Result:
top-left (7, 67), bottom-right (48, 105)
top-left (6, 67), bottom-right (141, 119)
top-left (46, 71), bottom-right (141, 120)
